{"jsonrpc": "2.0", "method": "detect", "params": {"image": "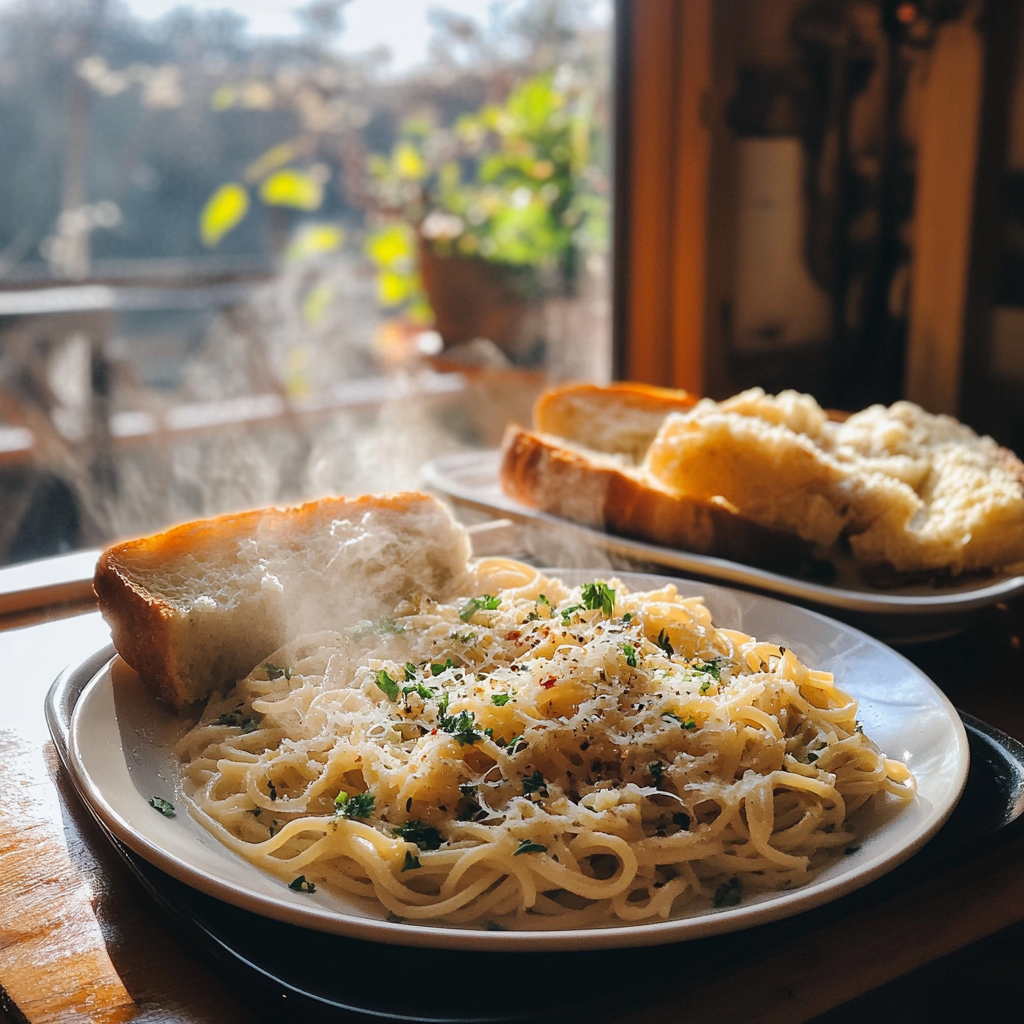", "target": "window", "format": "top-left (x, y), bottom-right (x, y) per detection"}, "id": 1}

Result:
top-left (0, 0), bottom-right (613, 563)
